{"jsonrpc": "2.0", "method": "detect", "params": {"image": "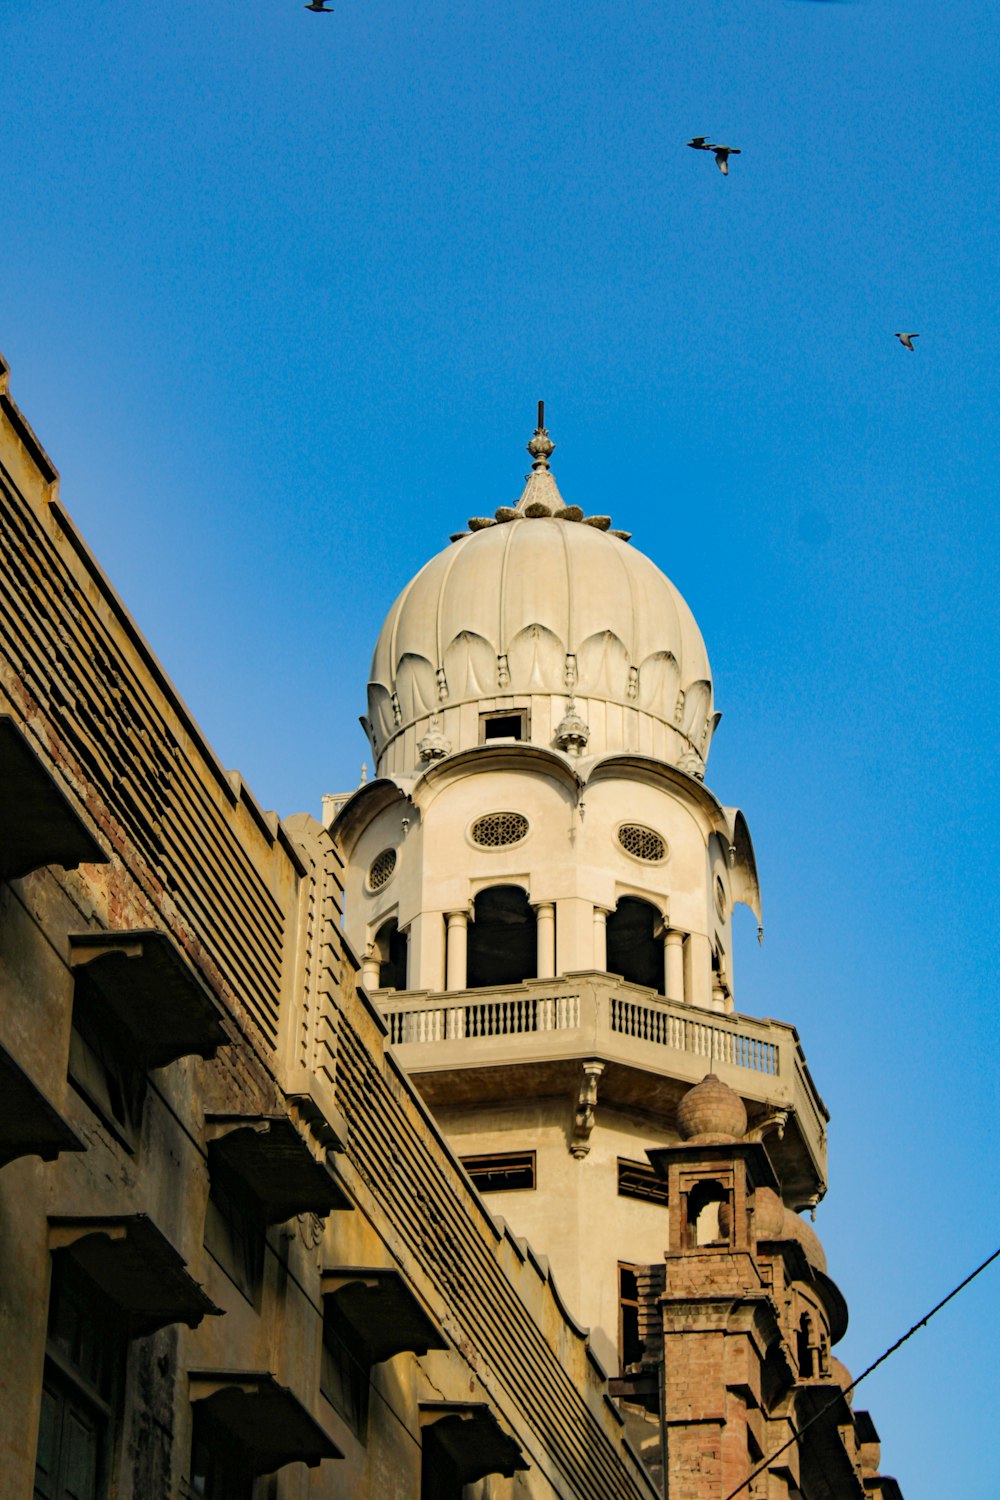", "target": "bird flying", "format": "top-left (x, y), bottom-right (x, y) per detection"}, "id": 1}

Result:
top-left (711, 145), bottom-right (741, 175)
top-left (304, 1), bottom-right (333, 11)
top-left (894, 333), bottom-right (919, 351)
top-left (687, 139), bottom-right (742, 174)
